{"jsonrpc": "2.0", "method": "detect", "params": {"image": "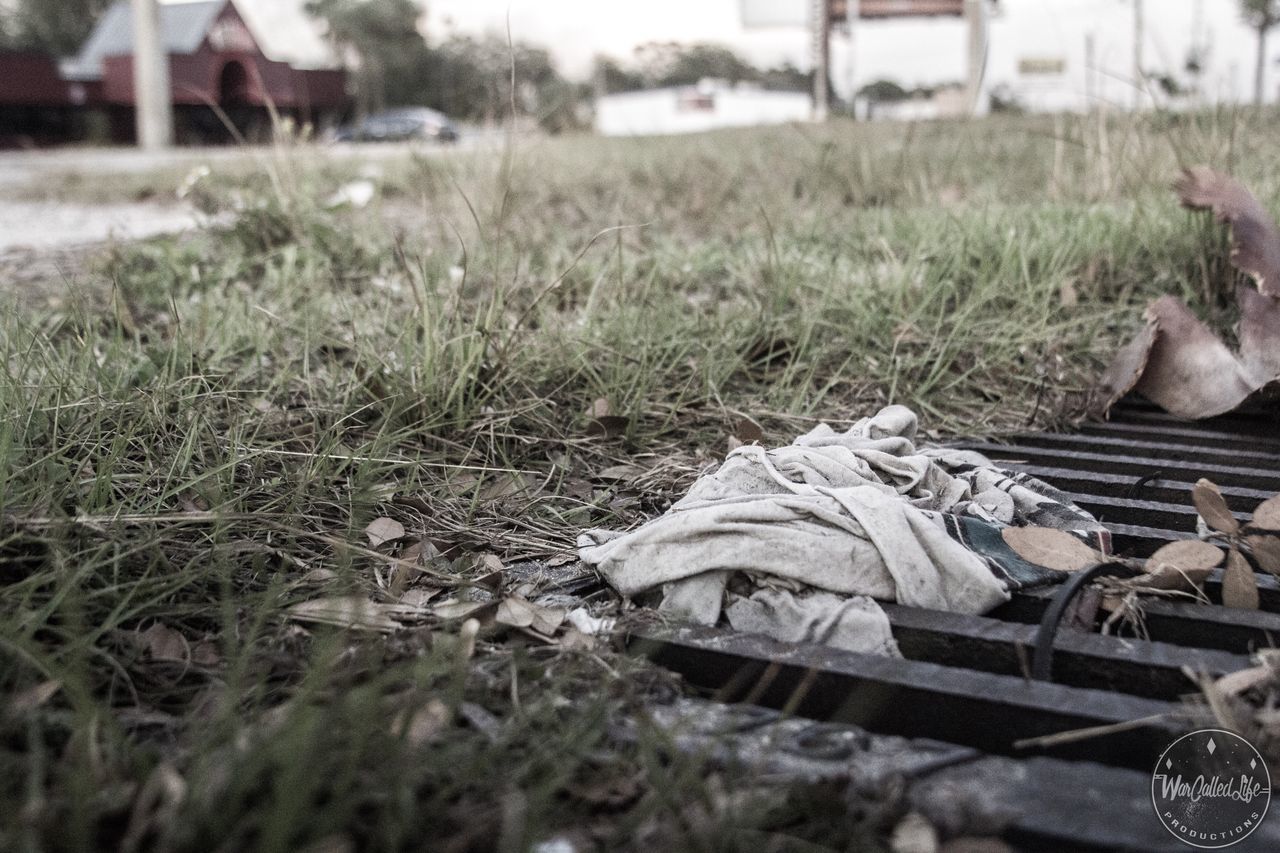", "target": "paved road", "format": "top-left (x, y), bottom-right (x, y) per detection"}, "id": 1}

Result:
top-left (0, 138), bottom-right (486, 252)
